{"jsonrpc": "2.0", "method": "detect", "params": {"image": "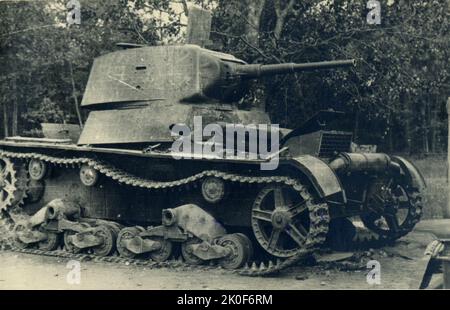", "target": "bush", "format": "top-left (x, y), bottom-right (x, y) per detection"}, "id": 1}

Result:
top-left (411, 155), bottom-right (448, 219)
top-left (21, 97), bottom-right (76, 137)
top-left (23, 97), bottom-right (67, 124)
